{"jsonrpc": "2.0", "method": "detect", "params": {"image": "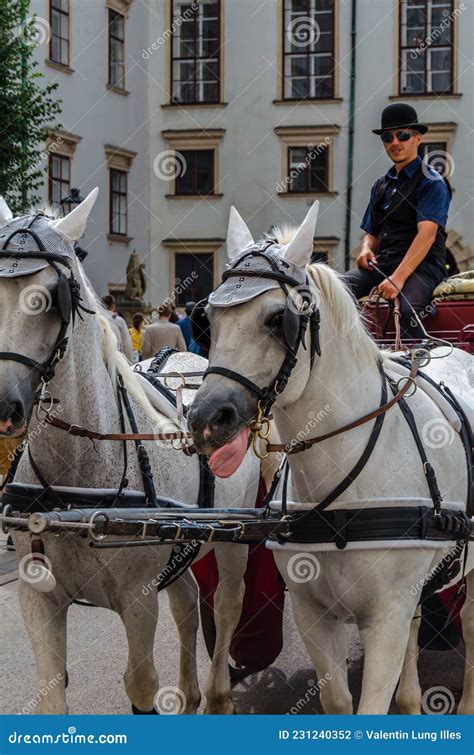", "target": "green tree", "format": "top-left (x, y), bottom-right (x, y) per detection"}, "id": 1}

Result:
top-left (0, 0), bottom-right (61, 213)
